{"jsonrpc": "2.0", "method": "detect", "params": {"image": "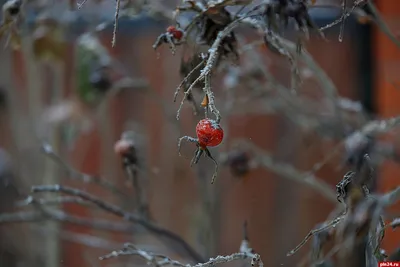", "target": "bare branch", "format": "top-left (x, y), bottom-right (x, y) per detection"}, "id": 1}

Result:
top-left (320, 0), bottom-right (368, 31)
top-left (311, 115), bottom-right (400, 175)
top-left (174, 58), bottom-right (206, 102)
top-left (367, 1), bottom-right (400, 49)
top-left (100, 242), bottom-right (263, 267)
top-left (0, 210), bottom-right (41, 223)
top-left (380, 186), bottom-right (400, 207)
top-left (287, 215), bottom-right (344, 257)
top-left (41, 143), bottom-right (127, 197)
top-left (112, 0), bottom-right (121, 47)
top-left (0, 209), bottom-right (136, 232)
top-left (31, 184), bottom-right (204, 263)
top-left (231, 140), bottom-right (337, 202)
top-left (15, 195), bottom-right (91, 207)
